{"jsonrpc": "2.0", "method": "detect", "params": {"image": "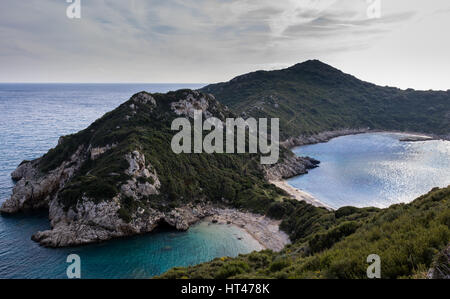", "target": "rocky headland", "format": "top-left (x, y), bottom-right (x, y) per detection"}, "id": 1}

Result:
top-left (281, 128), bottom-right (371, 149)
top-left (206, 208), bottom-right (290, 252)
top-left (0, 90), bottom-right (304, 248)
